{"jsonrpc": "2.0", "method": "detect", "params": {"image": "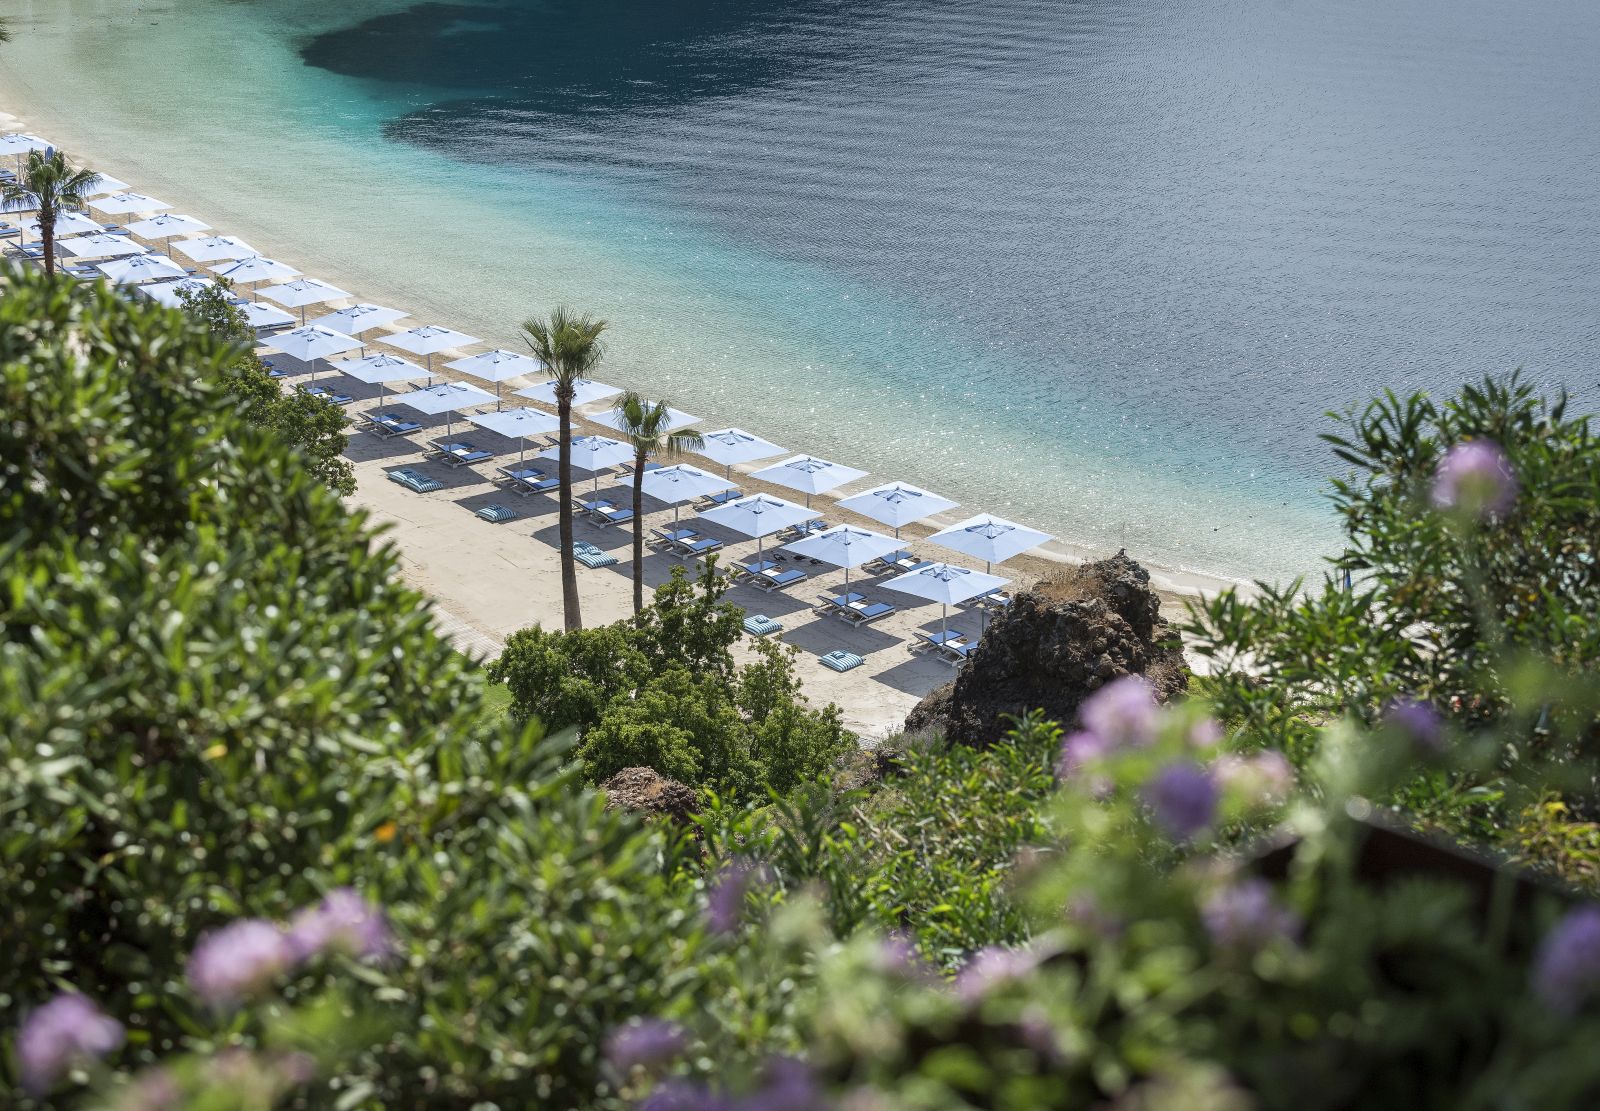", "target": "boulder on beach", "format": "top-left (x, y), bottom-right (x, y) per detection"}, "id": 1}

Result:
top-left (904, 550), bottom-right (1188, 746)
top-left (600, 766), bottom-right (699, 825)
